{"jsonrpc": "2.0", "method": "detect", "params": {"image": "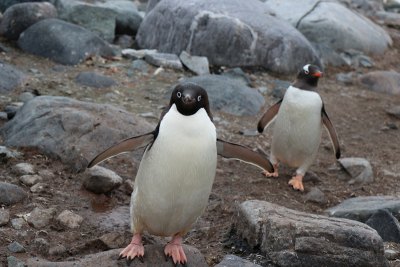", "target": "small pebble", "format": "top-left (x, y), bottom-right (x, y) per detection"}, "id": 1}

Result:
top-left (8, 241), bottom-right (25, 253)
